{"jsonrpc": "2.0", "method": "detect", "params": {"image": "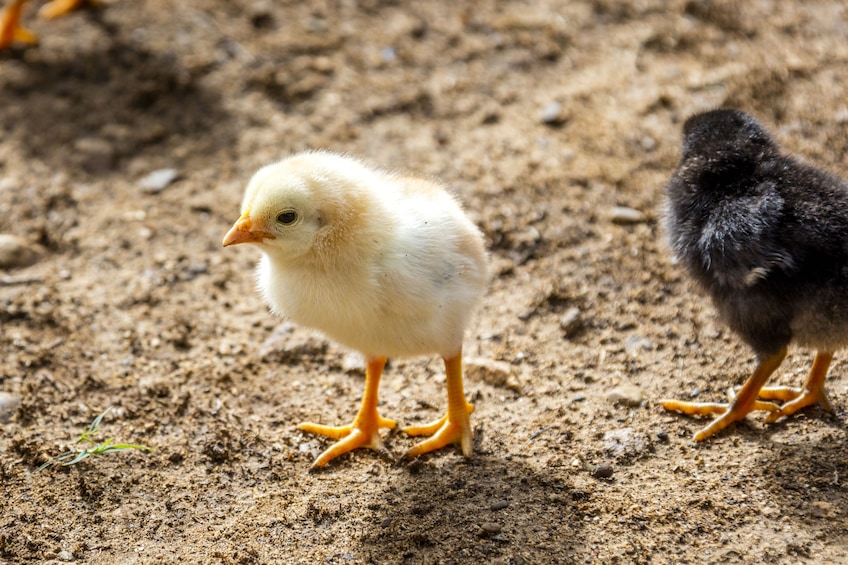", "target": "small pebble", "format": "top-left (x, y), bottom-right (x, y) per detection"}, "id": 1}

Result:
top-left (139, 168), bottom-right (180, 194)
top-left (539, 101), bottom-right (568, 125)
top-left (298, 440), bottom-right (320, 454)
top-left (811, 500), bottom-right (835, 518)
top-left (480, 522), bottom-right (502, 534)
top-left (624, 335), bottom-right (652, 356)
top-left (559, 307), bottom-right (582, 336)
top-left (74, 137), bottom-right (112, 154)
top-left (340, 351), bottom-right (366, 375)
top-left (0, 392), bottom-right (21, 423)
top-left (592, 463), bottom-right (614, 479)
top-left (259, 323), bottom-right (327, 362)
top-left (0, 234), bottom-right (45, 269)
top-left (56, 550), bottom-right (74, 562)
top-left (73, 137), bottom-right (115, 171)
top-left (610, 206), bottom-right (646, 224)
top-left (607, 384), bottom-right (643, 407)
top-left (380, 46), bottom-right (397, 63)
top-left (656, 430), bottom-right (669, 442)
top-left (603, 427), bottom-right (651, 461)
top-left (250, 9), bottom-right (274, 29)
top-left (490, 499), bottom-right (509, 511)
top-left (465, 357), bottom-right (522, 393)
